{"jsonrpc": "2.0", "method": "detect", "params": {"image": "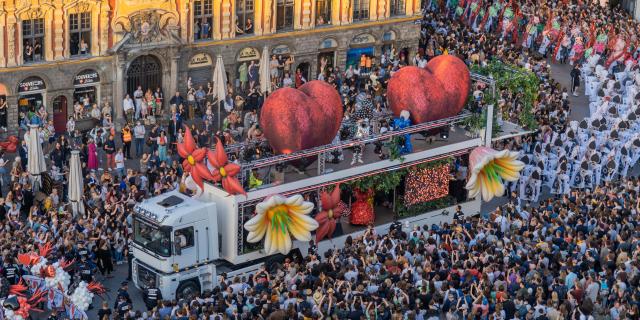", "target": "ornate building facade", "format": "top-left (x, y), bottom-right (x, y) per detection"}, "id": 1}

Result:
top-left (0, 0), bottom-right (421, 132)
